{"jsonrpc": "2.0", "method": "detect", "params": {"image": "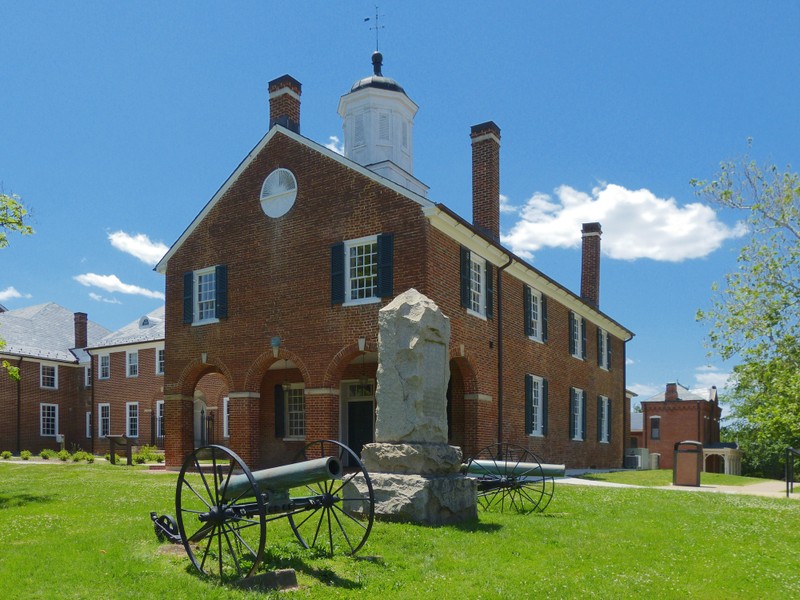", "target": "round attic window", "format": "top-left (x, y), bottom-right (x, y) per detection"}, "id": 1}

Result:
top-left (260, 168), bottom-right (297, 218)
